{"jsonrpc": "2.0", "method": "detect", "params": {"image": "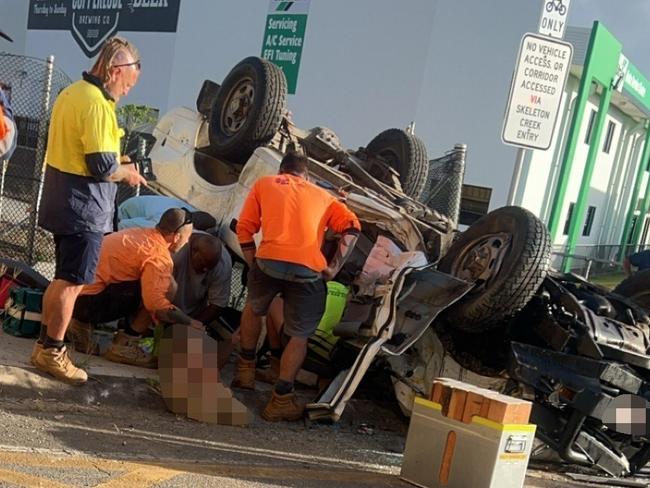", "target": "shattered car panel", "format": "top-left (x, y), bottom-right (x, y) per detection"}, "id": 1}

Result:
top-left (307, 246), bottom-right (473, 421)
